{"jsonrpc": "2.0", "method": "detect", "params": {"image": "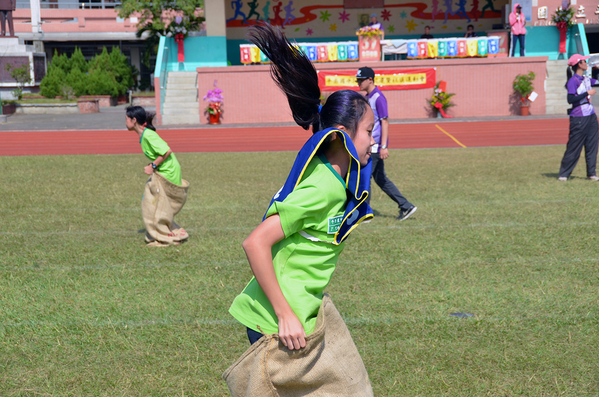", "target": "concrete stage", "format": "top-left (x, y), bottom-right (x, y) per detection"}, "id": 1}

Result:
top-left (194, 57), bottom-right (548, 125)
